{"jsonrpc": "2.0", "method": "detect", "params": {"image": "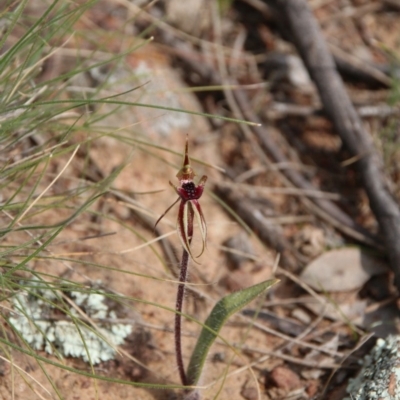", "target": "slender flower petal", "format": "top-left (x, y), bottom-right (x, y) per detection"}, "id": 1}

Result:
top-left (191, 199), bottom-right (207, 257)
top-left (154, 197), bottom-right (180, 230)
